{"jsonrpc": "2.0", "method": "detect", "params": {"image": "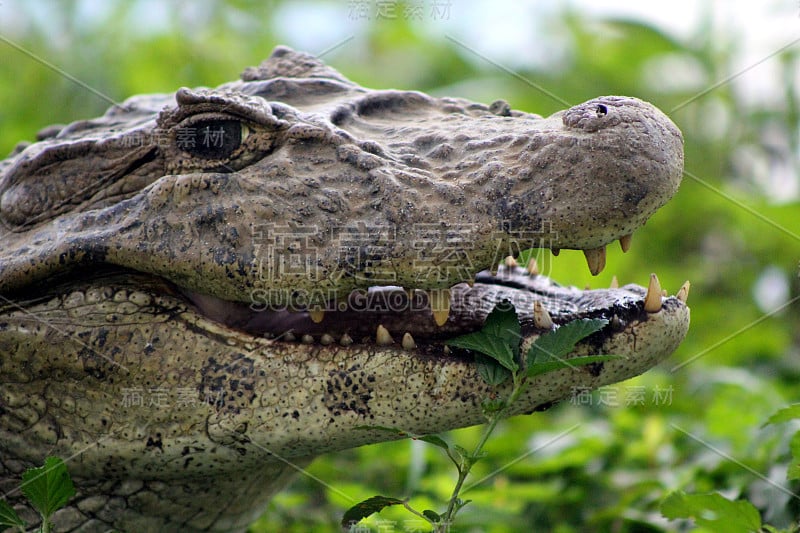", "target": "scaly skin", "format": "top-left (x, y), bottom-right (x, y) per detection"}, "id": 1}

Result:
top-left (0, 47), bottom-right (688, 531)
